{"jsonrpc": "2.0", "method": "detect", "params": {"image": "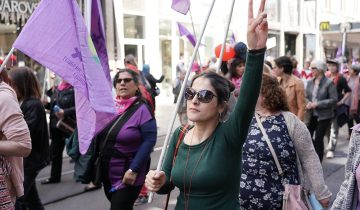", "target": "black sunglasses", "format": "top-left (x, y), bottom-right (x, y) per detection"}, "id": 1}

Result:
top-left (184, 87), bottom-right (217, 103)
top-left (116, 78), bottom-right (133, 84)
